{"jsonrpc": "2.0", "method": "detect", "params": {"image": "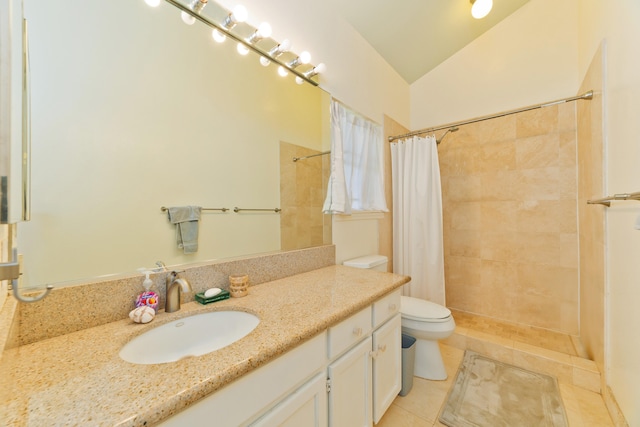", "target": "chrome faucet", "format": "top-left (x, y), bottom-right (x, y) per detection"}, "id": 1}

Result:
top-left (165, 271), bottom-right (192, 313)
